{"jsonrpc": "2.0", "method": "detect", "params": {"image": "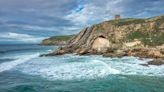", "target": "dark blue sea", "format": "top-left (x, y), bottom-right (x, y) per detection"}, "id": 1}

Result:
top-left (0, 44), bottom-right (164, 92)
